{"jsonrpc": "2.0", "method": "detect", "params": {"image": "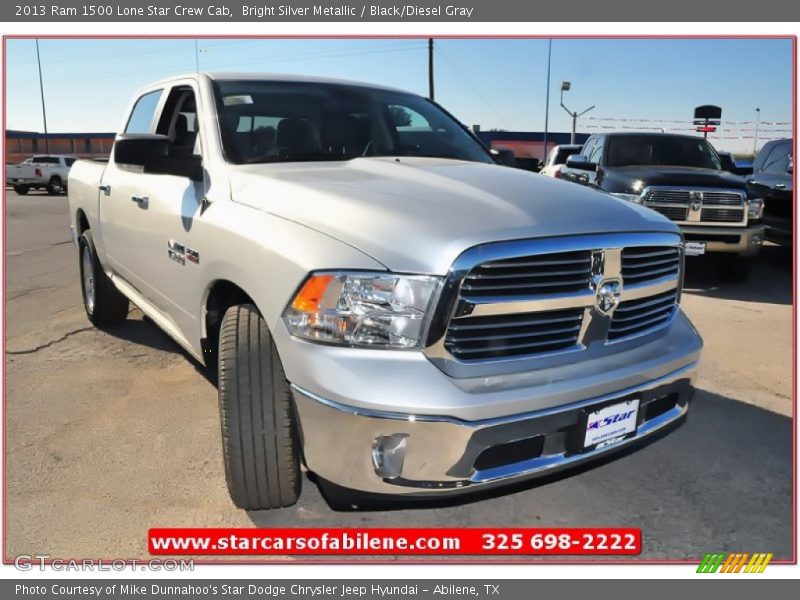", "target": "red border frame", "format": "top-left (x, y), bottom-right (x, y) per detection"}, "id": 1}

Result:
top-left (2, 33), bottom-right (796, 567)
